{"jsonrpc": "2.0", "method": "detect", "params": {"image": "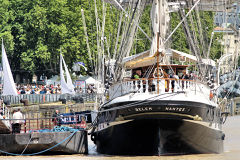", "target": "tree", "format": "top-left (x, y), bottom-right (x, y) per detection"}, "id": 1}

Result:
top-left (0, 1), bottom-right (223, 83)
